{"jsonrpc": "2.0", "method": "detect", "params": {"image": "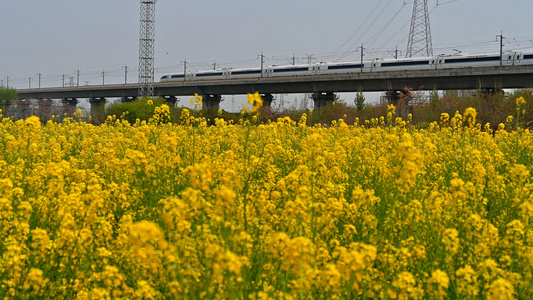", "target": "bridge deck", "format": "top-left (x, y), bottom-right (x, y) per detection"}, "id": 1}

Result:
top-left (16, 65), bottom-right (533, 99)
